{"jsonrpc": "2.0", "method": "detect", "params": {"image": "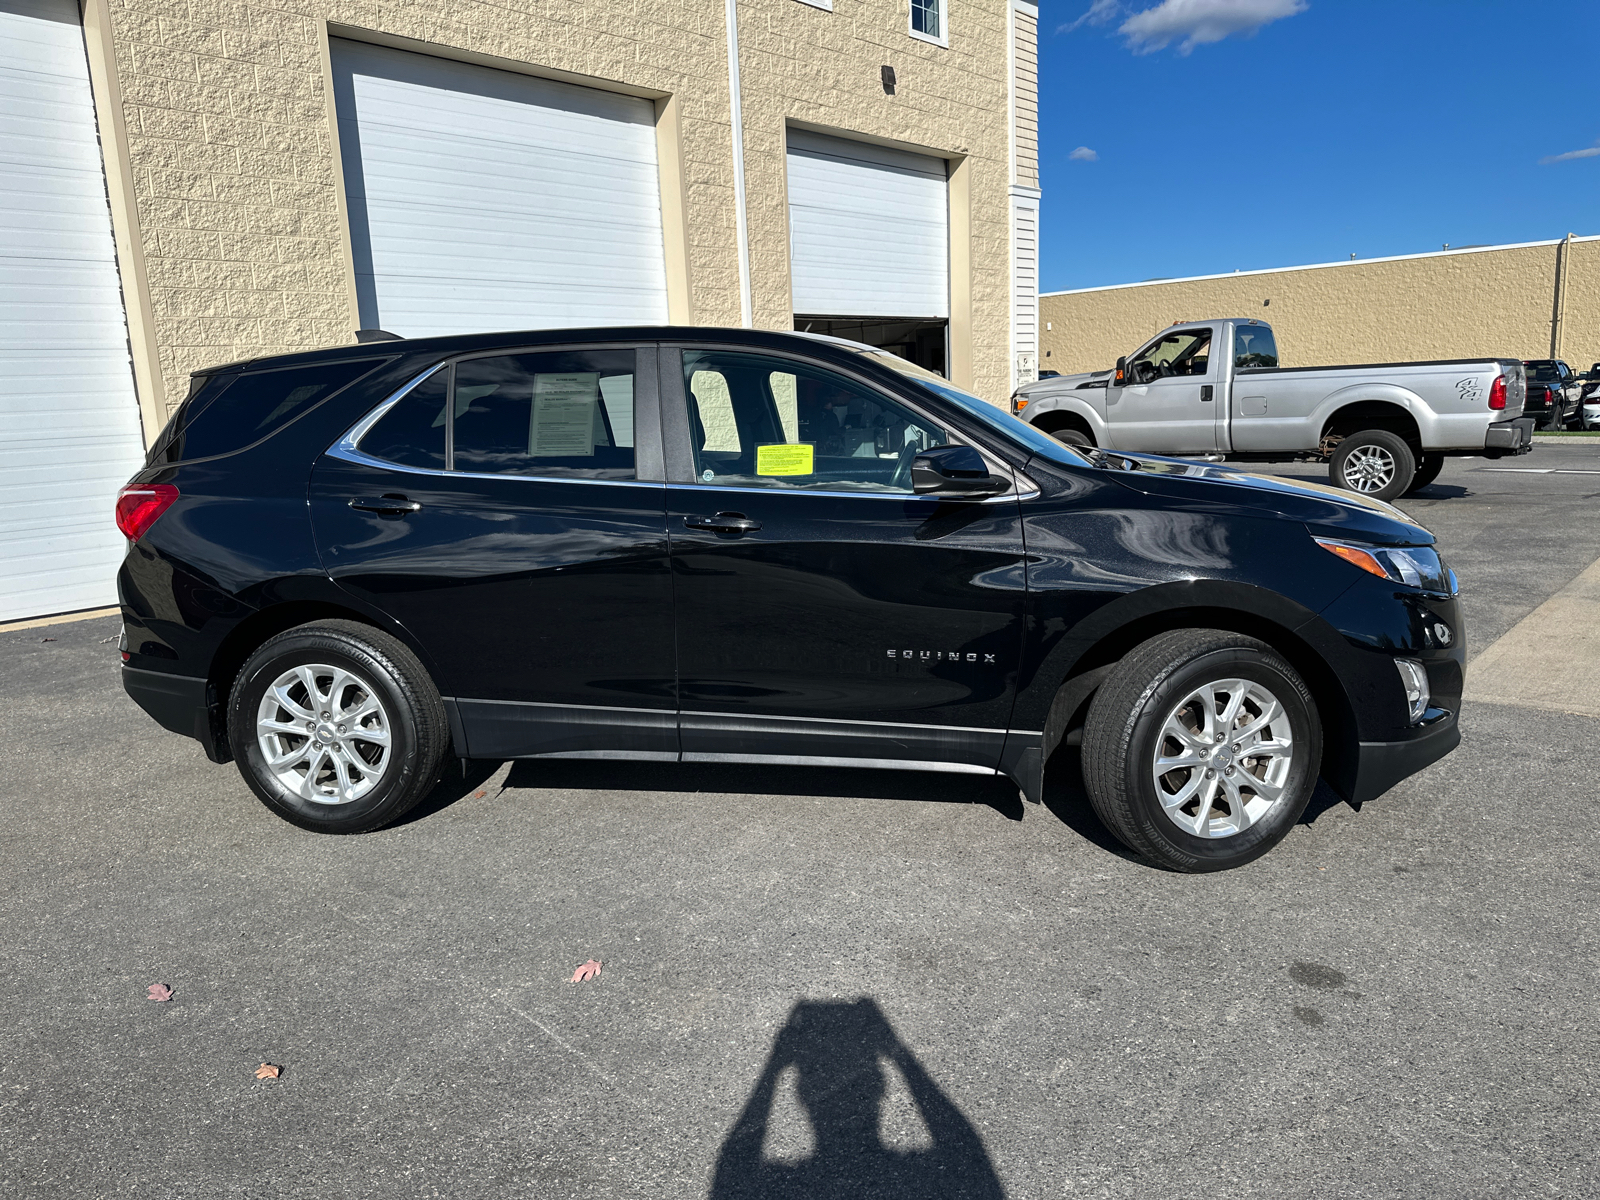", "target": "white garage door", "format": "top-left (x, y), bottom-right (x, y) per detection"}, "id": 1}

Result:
top-left (786, 130), bottom-right (949, 319)
top-left (0, 0), bottom-right (146, 622)
top-left (331, 40), bottom-right (669, 338)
